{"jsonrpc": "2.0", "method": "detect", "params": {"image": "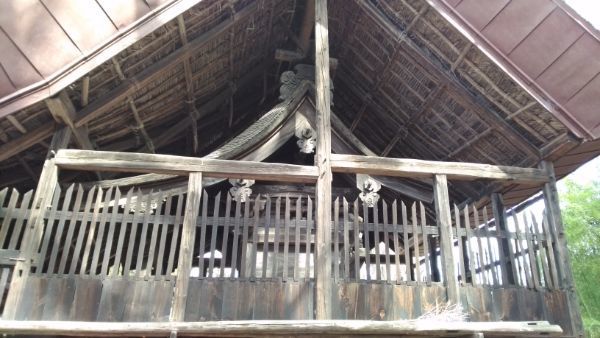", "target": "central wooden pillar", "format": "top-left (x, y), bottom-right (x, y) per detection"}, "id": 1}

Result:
top-left (314, 0), bottom-right (332, 320)
top-left (433, 174), bottom-right (459, 305)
